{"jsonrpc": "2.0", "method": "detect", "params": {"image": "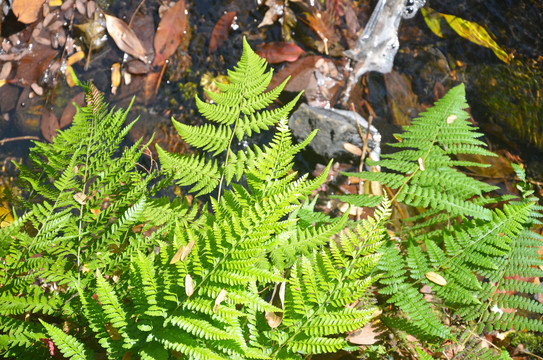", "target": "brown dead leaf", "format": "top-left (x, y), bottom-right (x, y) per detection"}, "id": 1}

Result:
top-left (258, 0), bottom-right (283, 28)
top-left (170, 244), bottom-right (185, 264)
top-left (180, 240), bottom-right (195, 261)
top-left (126, 60), bottom-right (151, 75)
top-left (265, 311), bottom-right (283, 328)
top-left (15, 43), bottom-right (57, 85)
top-left (265, 282), bottom-right (285, 328)
top-left (344, 142), bottom-right (363, 157)
top-left (60, 92), bottom-right (85, 128)
top-left (73, 192), bottom-right (88, 205)
top-left (418, 157), bottom-right (425, 171)
top-left (446, 114), bottom-right (457, 124)
top-left (384, 71), bottom-right (421, 127)
top-left (256, 42), bottom-right (305, 64)
top-left (456, 152), bottom-right (514, 178)
top-left (209, 11), bottom-right (236, 54)
top-left (0, 62), bottom-right (12, 81)
top-left (104, 13), bottom-right (147, 62)
top-left (142, 69), bottom-right (163, 104)
top-left (104, 322), bottom-right (121, 341)
top-left (41, 109), bottom-right (59, 142)
top-left (268, 55), bottom-right (320, 92)
top-left (12, 0), bottom-right (44, 24)
top-left (153, 0), bottom-right (187, 66)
